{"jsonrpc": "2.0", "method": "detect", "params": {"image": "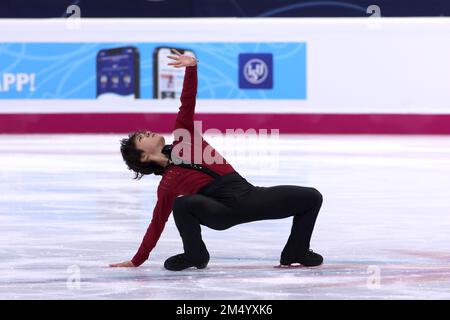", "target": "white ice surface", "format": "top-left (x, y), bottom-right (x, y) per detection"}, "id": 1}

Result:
top-left (0, 134), bottom-right (449, 299)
